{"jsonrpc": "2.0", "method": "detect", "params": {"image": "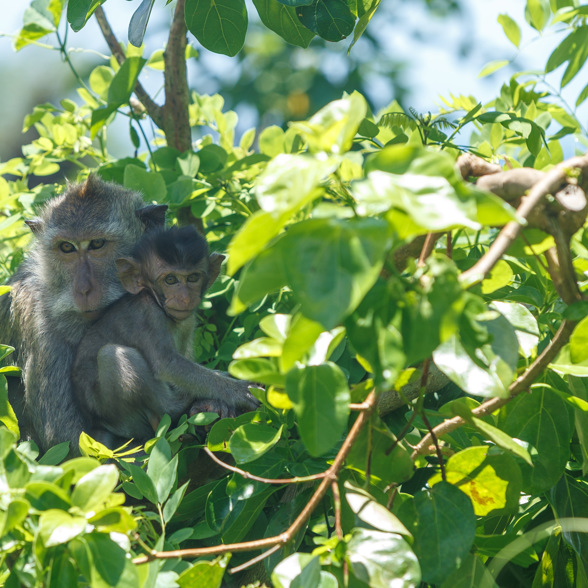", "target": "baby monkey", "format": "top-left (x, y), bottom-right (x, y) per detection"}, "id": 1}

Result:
top-left (73, 226), bottom-right (258, 448)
